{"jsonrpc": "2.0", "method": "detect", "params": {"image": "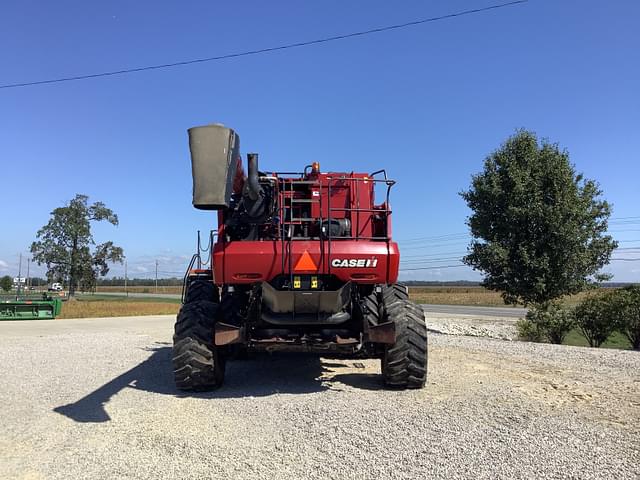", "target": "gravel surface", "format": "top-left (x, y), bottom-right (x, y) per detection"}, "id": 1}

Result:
top-left (1, 315), bottom-right (638, 480)
top-left (424, 310), bottom-right (520, 340)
